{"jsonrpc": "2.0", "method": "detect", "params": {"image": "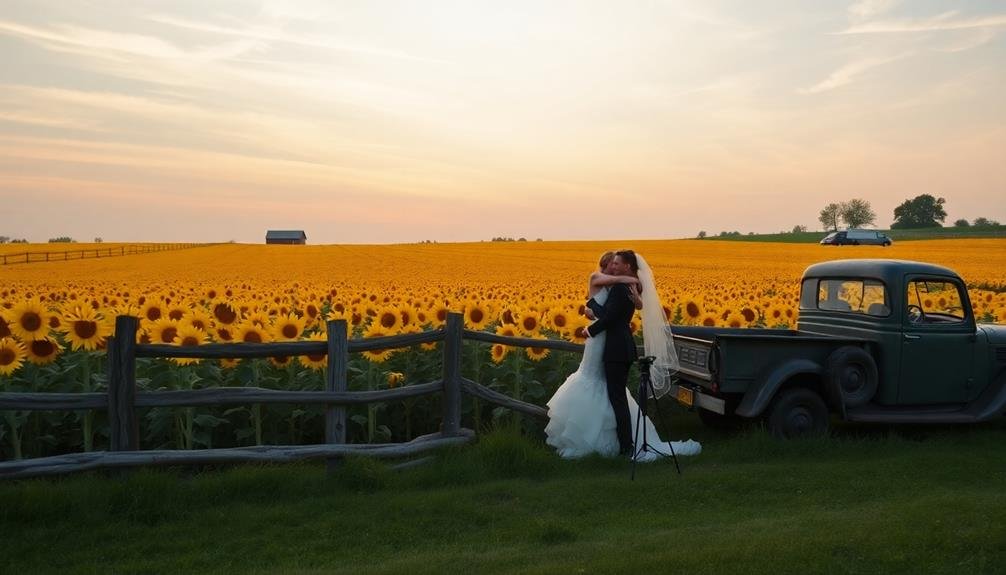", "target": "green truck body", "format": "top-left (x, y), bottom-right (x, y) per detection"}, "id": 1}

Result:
top-left (670, 259), bottom-right (1006, 437)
